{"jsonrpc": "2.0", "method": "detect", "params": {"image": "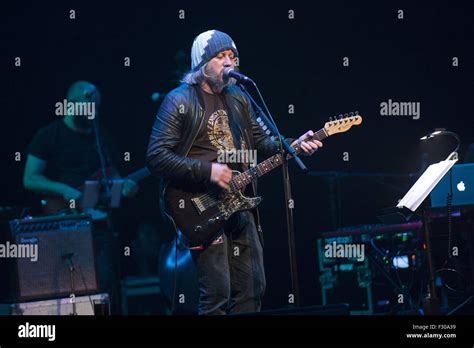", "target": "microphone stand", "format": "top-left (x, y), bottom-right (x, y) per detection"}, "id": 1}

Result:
top-left (90, 112), bottom-right (121, 314)
top-left (63, 253), bottom-right (77, 315)
top-left (237, 81), bottom-right (306, 307)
